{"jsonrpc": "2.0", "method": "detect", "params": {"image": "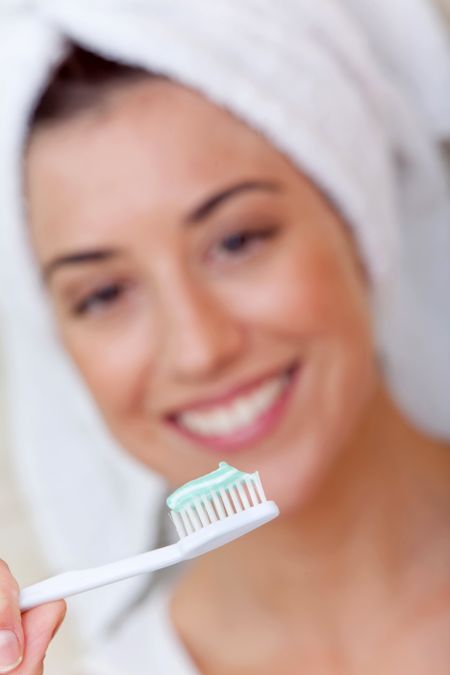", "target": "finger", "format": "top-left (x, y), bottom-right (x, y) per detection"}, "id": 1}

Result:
top-left (0, 560), bottom-right (24, 673)
top-left (19, 601), bottom-right (66, 674)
